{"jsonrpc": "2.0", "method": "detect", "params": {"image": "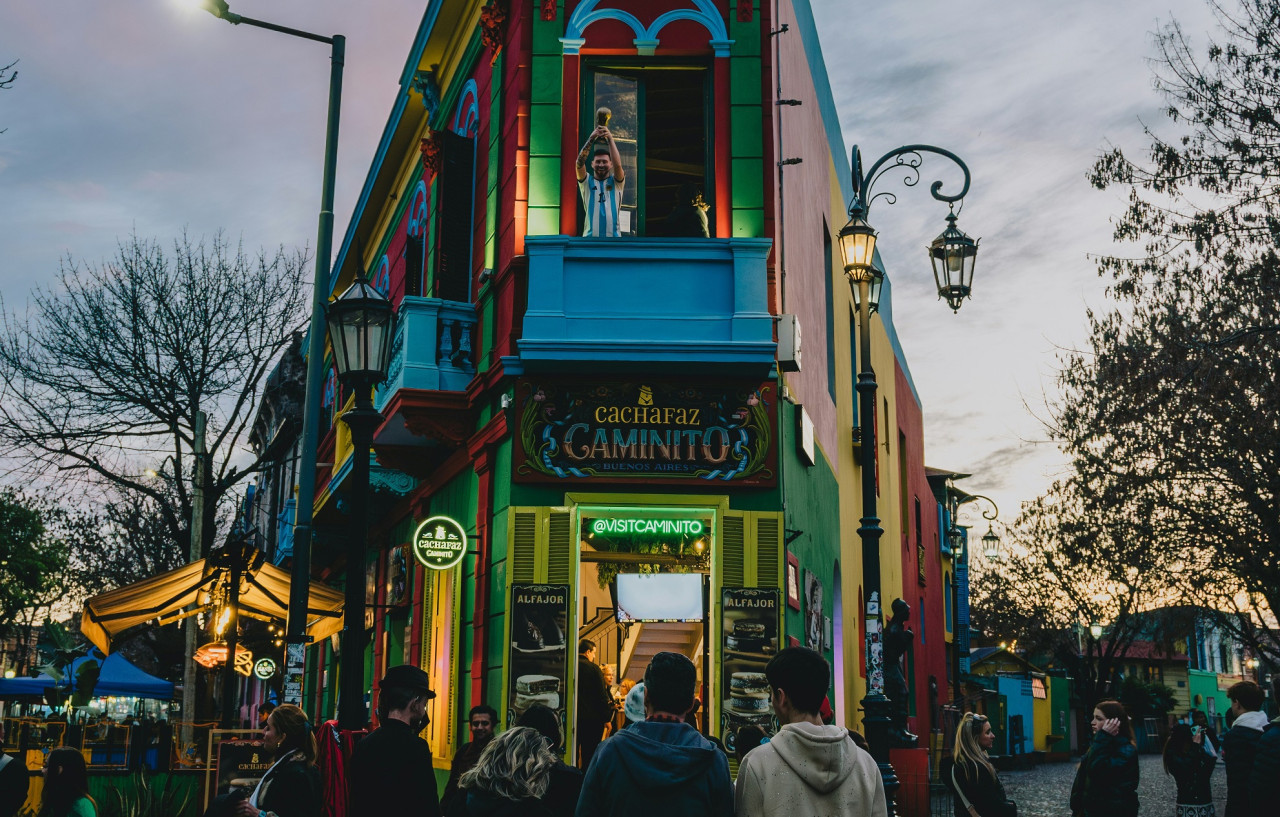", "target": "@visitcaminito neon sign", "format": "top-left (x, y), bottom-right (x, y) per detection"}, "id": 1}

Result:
top-left (591, 518), bottom-right (704, 536)
top-left (413, 515), bottom-right (468, 570)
